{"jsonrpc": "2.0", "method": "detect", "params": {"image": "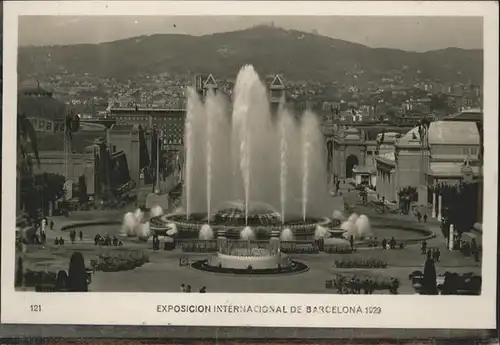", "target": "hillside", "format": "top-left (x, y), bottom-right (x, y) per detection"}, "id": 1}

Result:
top-left (18, 25), bottom-right (483, 84)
